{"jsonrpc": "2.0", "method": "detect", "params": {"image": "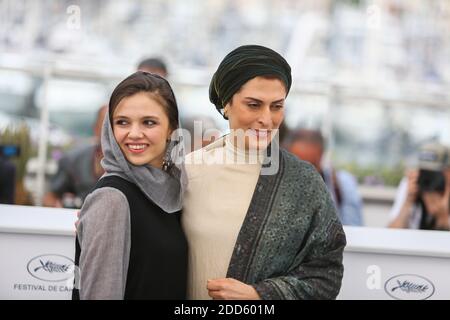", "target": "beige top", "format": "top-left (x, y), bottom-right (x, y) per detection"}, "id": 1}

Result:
top-left (181, 135), bottom-right (263, 300)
